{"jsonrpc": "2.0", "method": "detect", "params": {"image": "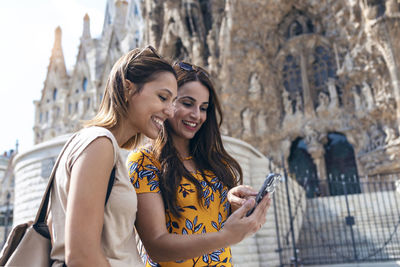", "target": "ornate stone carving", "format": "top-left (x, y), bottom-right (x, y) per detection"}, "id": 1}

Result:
top-left (362, 81), bottom-right (375, 110)
top-left (249, 73), bottom-right (262, 101)
top-left (368, 124), bottom-right (385, 151)
top-left (140, 0), bottom-right (400, 175)
top-left (241, 107), bottom-right (253, 137)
